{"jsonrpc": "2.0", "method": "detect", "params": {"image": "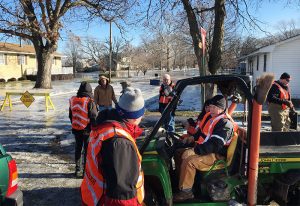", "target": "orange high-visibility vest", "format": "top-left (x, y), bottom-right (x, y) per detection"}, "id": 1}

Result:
top-left (273, 82), bottom-right (290, 110)
top-left (186, 112), bottom-right (211, 136)
top-left (70, 96), bottom-right (90, 130)
top-left (81, 126), bottom-right (144, 206)
top-left (197, 113), bottom-right (234, 146)
top-left (197, 112), bottom-right (212, 136)
top-left (159, 83), bottom-right (175, 104)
